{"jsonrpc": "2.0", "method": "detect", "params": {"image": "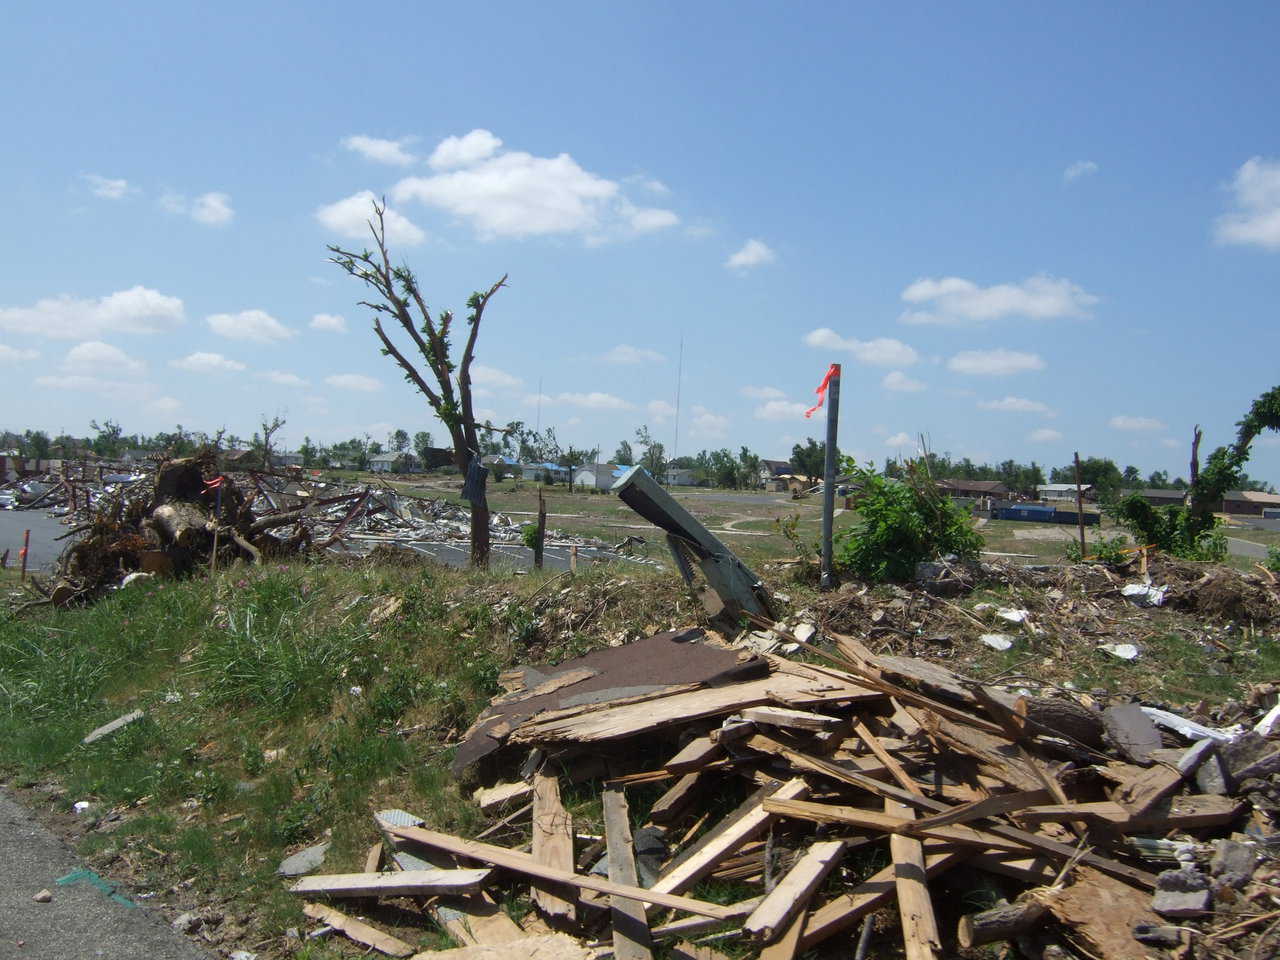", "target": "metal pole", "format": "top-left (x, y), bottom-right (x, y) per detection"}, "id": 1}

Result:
top-left (820, 364), bottom-right (842, 588)
top-left (1073, 451), bottom-right (1087, 559)
top-left (20, 528), bottom-right (30, 581)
